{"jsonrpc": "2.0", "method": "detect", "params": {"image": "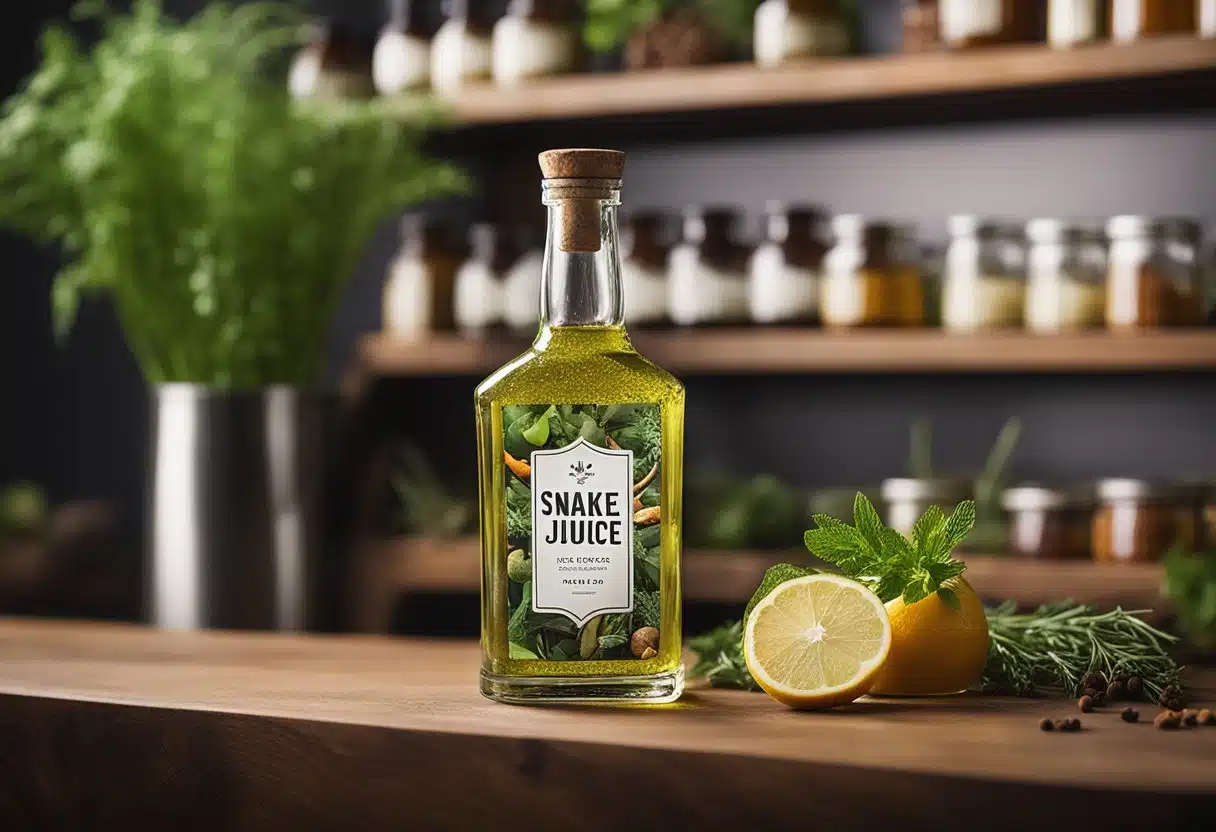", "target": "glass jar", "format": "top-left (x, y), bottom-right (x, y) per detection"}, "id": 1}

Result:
top-left (1110, 0), bottom-right (1197, 42)
top-left (500, 225), bottom-right (546, 332)
top-left (822, 216), bottom-right (924, 328)
top-left (454, 223), bottom-right (522, 333)
top-left (373, 0), bottom-right (432, 96)
top-left (621, 211), bottom-right (673, 327)
top-left (939, 0), bottom-right (1045, 48)
top-left (383, 216), bottom-right (462, 339)
top-left (748, 203), bottom-right (828, 325)
top-left (942, 216), bottom-right (1026, 332)
top-left (492, 0), bottom-right (577, 86)
top-left (1002, 486), bottom-right (1093, 560)
top-left (668, 207), bottom-right (752, 326)
top-left (1106, 216), bottom-right (1205, 329)
top-left (903, 0), bottom-right (943, 51)
top-left (754, 0), bottom-right (851, 67)
top-left (882, 478), bottom-right (973, 536)
top-left (289, 20), bottom-right (375, 101)
top-left (1203, 0), bottom-right (1216, 37)
top-left (431, 0), bottom-right (495, 96)
top-left (1091, 479), bottom-right (1200, 563)
top-left (1025, 219), bottom-right (1106, 332)
top-left (1048, 0), bottom-right (1106, 47)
